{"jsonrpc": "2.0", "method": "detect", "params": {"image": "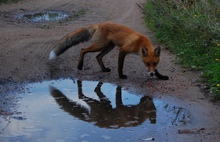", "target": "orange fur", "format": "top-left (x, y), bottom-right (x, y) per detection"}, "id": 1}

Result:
top-left (49, 22), bottom-right (168, 80)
